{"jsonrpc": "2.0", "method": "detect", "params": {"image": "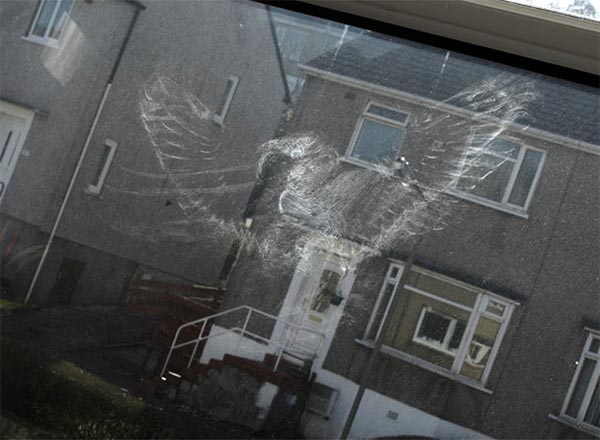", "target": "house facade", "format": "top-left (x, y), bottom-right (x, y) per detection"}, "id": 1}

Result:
top-left (2, 2), bottom-right (599, 439)
top-left (216, 33), bottom-right (600, 439)
top-left (0, 0), bottom-right (286, 304)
